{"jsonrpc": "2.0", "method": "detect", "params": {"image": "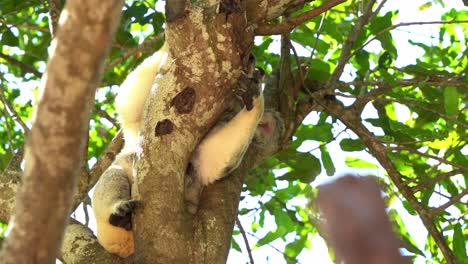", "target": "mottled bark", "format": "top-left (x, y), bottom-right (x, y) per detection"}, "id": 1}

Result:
top-left (132, 6), bottom-right (249, 262)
